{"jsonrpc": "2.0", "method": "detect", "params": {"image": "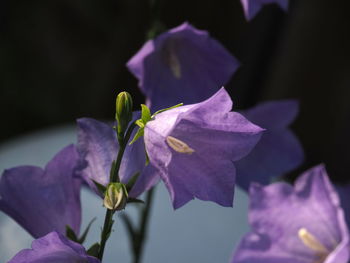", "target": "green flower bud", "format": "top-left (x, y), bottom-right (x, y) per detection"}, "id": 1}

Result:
top-left (115, 91), bottom-right (133, 137)
top-left (103, 183), bottom-right (128, 211)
